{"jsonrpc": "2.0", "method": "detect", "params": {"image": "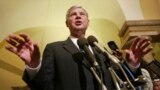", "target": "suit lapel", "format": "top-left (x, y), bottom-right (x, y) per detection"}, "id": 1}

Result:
top-left (63, 37), bottom-right (79, 54)
top-left (63, 38), bottom-right (91, 69)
